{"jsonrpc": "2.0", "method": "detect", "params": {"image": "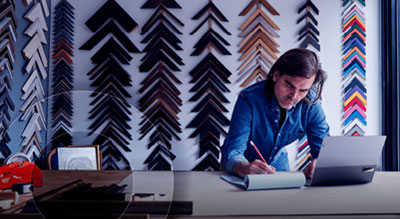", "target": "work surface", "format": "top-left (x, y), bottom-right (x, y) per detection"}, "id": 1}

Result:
top-left (5, 170), bottom-right (400, 218)
top-left (132, 171), bottom-right (400, 217)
